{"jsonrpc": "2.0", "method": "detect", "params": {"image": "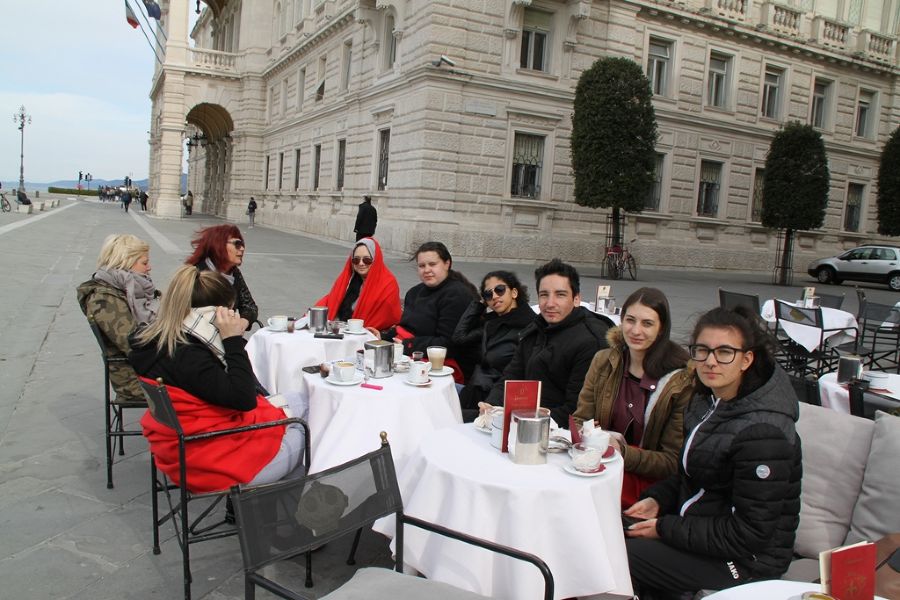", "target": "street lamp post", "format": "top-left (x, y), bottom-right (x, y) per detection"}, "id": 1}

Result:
top-left (12, 105), bottom-right (32, 194)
